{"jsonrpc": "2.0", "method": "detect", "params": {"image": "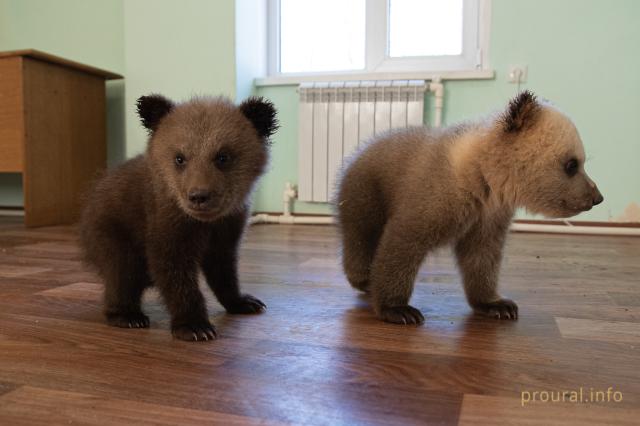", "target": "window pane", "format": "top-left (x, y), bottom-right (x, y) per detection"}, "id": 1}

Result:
top-left (389, 0), bottom-right (463, 57)
top-left (280, 0), bottom-right (365, 73)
